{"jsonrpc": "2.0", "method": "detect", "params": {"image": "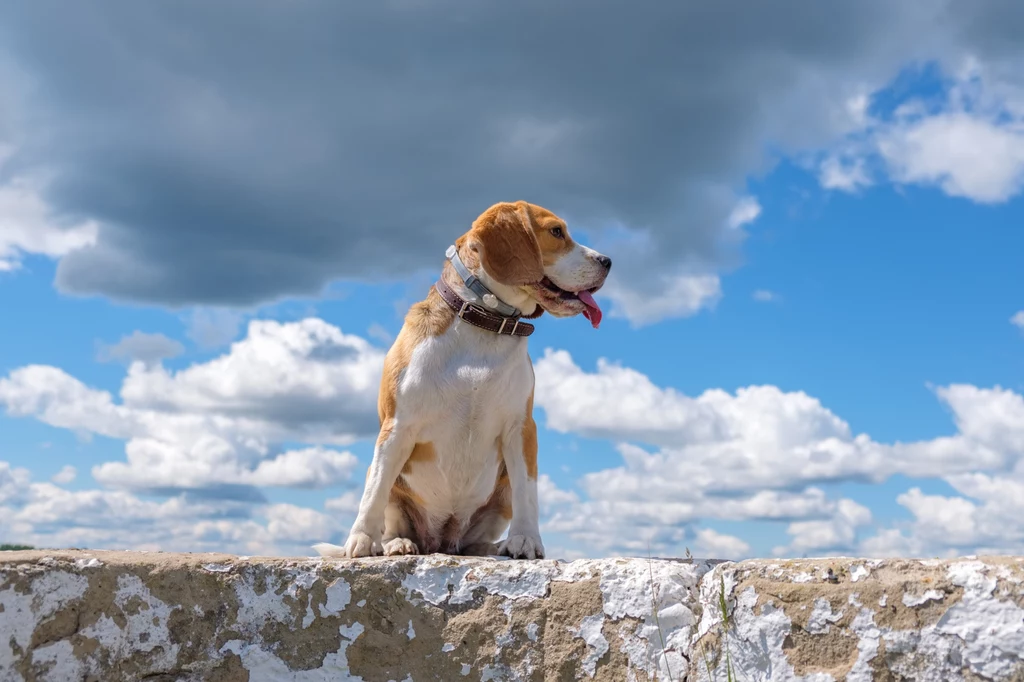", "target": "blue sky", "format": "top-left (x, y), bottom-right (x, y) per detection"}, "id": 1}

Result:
top-left (1, 2), bottom-right (1023, 559)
